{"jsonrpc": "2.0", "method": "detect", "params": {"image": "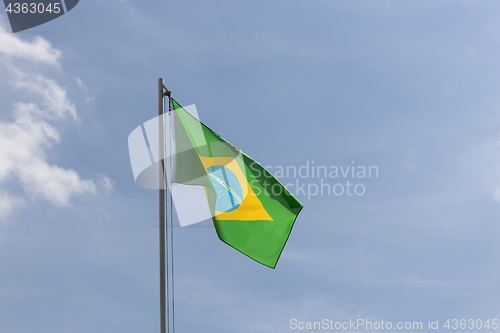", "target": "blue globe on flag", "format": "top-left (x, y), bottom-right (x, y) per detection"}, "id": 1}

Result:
top-left (206, 165), bottom-right (244, 213)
